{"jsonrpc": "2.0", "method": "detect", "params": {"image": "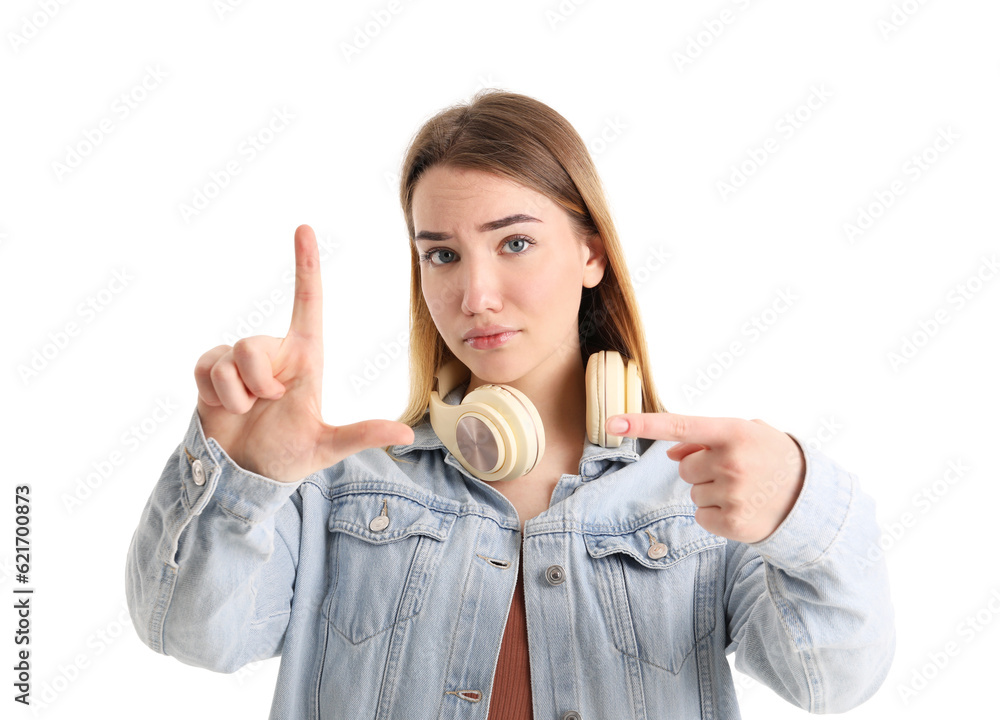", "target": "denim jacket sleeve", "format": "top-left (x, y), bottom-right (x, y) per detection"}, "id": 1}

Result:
top-left (125, 406), bottom-right (304, 673)
top-left (723, 434), bottom-right (896, 712)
